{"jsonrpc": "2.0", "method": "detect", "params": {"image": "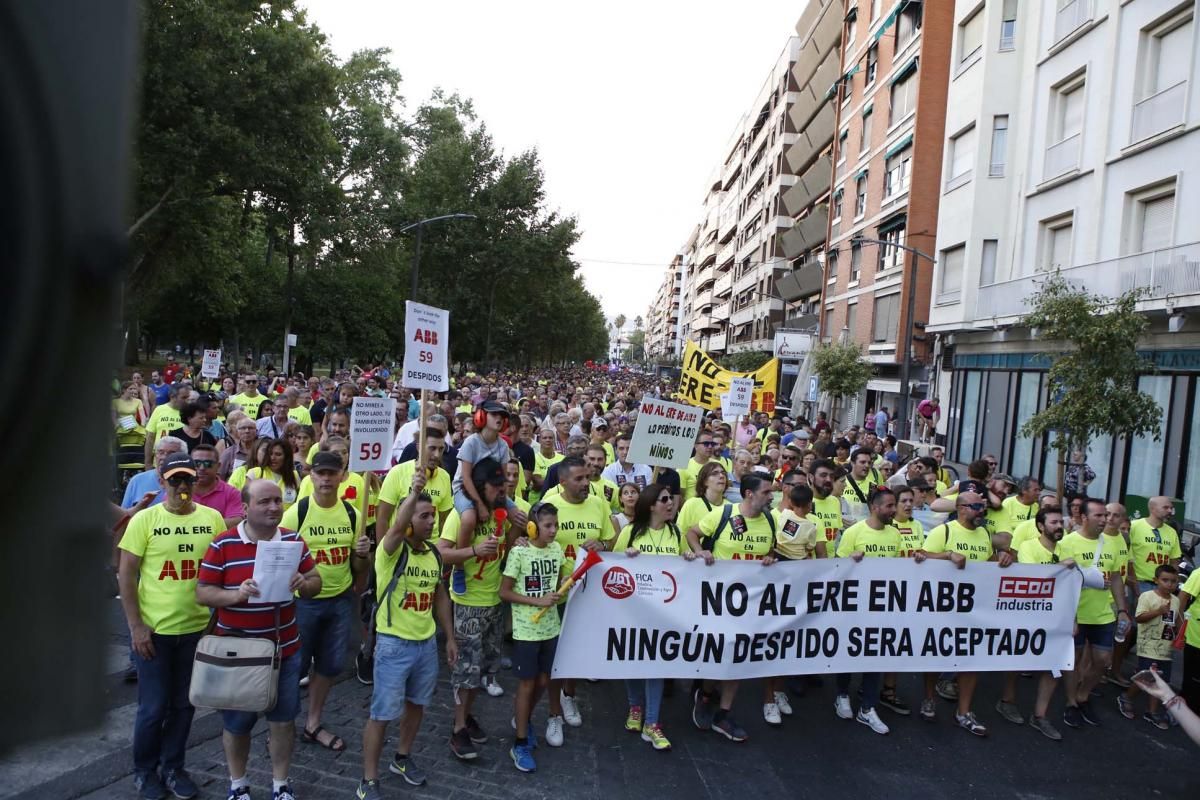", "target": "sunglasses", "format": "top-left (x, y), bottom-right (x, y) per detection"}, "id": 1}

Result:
top-left (962, 502), bottom-right (986, 512)
top-left (657, 495), bottom-right (672, 504)
top-left (166, 475), bottom-right (195, 487)
top-left (699, 441), bottom-right (717, 447)
top-left (781, 455), bottom-right (796, 461)
top-left (193, 459), bottom-right (216, 468)
top-left (1050, 554), bottom-right (1060, 564)
top-left (985, 461), bottom-right (998, 467)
